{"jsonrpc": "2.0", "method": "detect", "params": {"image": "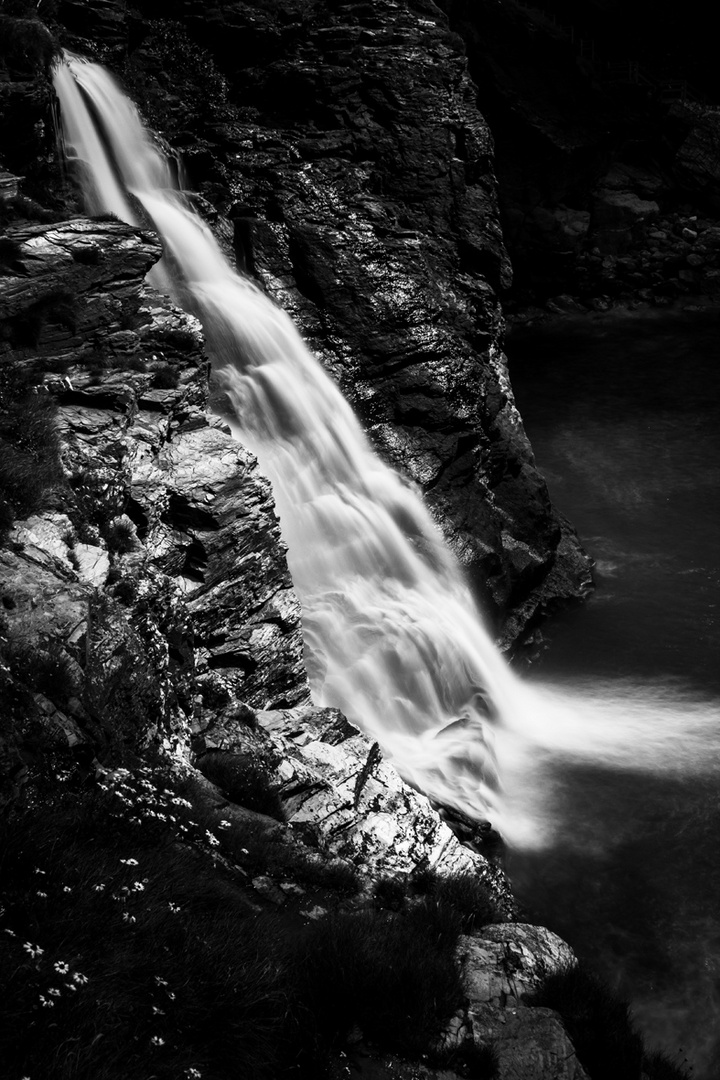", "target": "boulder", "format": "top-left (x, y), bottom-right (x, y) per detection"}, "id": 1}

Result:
top-left (590, 191), bottom-right (660, 255)
top-left (457, 924), bottom-right (588, 1080)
